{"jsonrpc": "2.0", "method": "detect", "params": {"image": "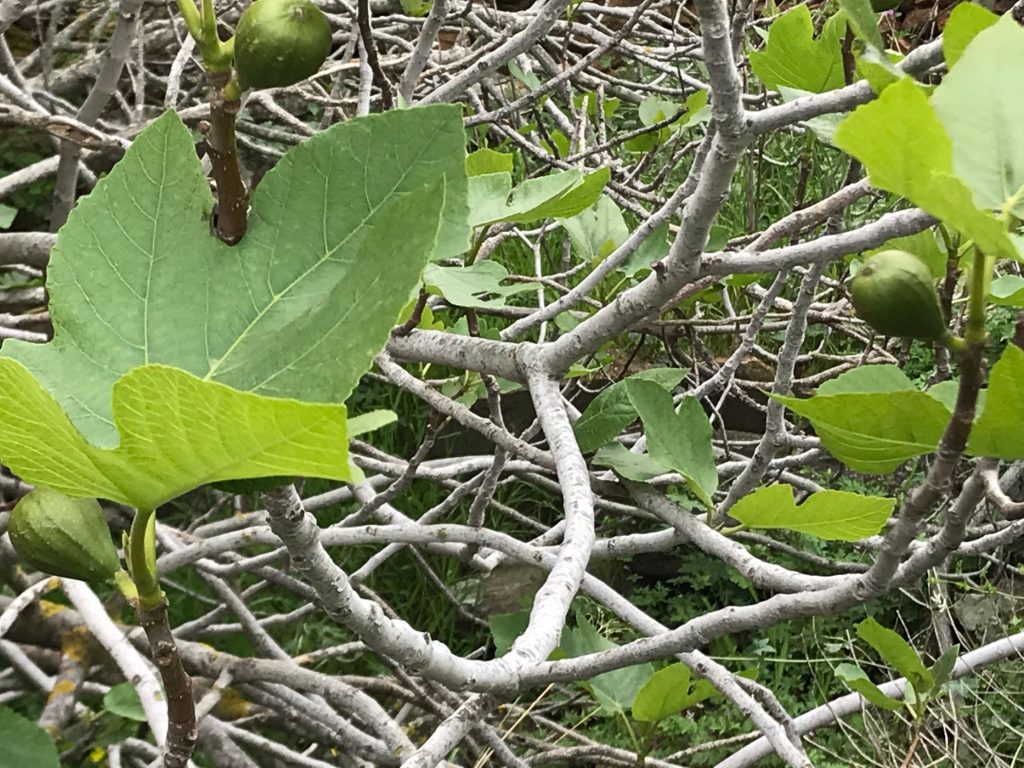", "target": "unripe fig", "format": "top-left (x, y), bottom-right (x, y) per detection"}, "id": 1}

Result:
top-left (234, 0), bottom-right (332, 90)
top-left (8, 489), bottom-right (120, 582)
top-left (849, 250), bottom-right (948, 341)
